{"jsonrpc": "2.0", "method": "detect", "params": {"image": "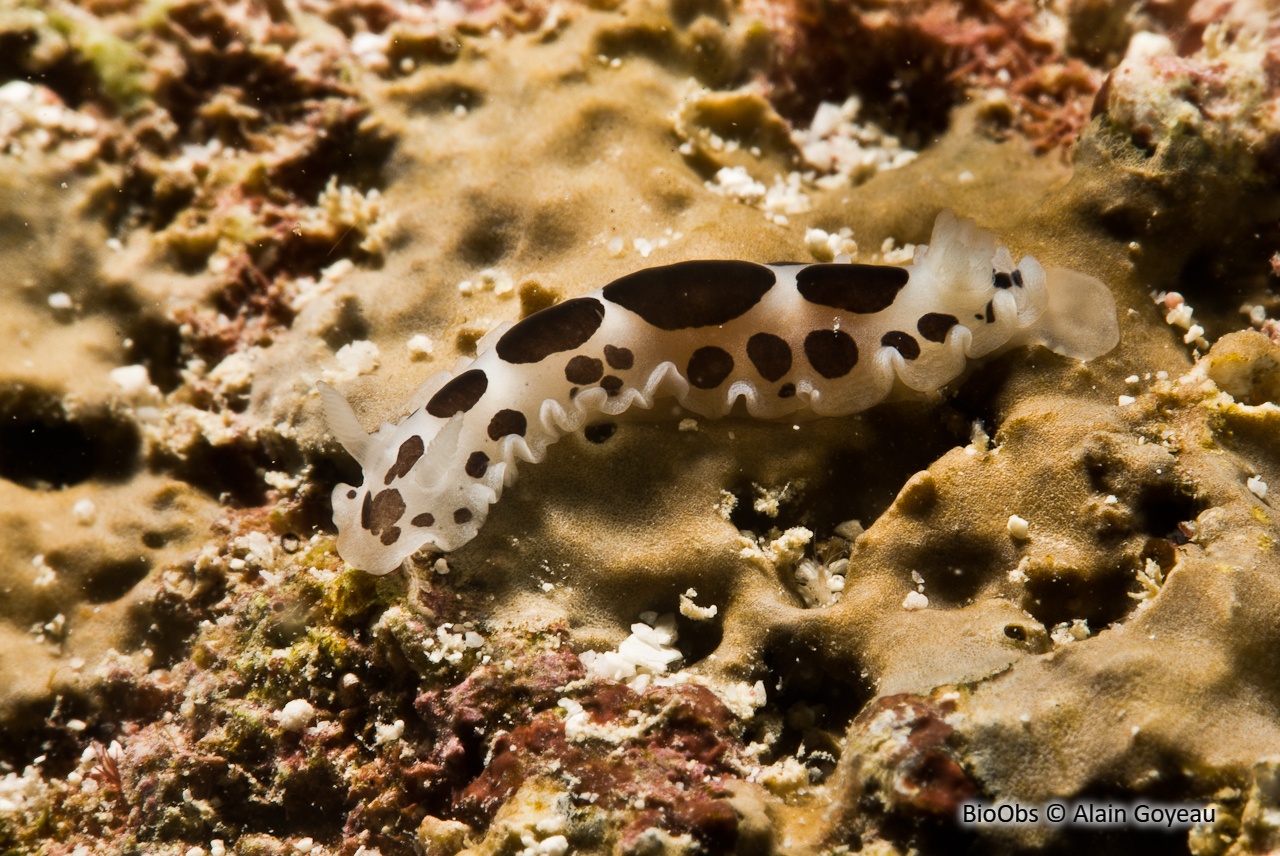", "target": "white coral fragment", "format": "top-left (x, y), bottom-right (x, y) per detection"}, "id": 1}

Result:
top-left (1248, 475), bottom-right (1268, 500)
top-left (679, 588), bottom-right (718, 620)
top-left (902, 591), bottom-right (929, 611)
top-left (276, 699), bottom-right (316, 732)
top-left (580, 612), bottom-right (681, 684)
